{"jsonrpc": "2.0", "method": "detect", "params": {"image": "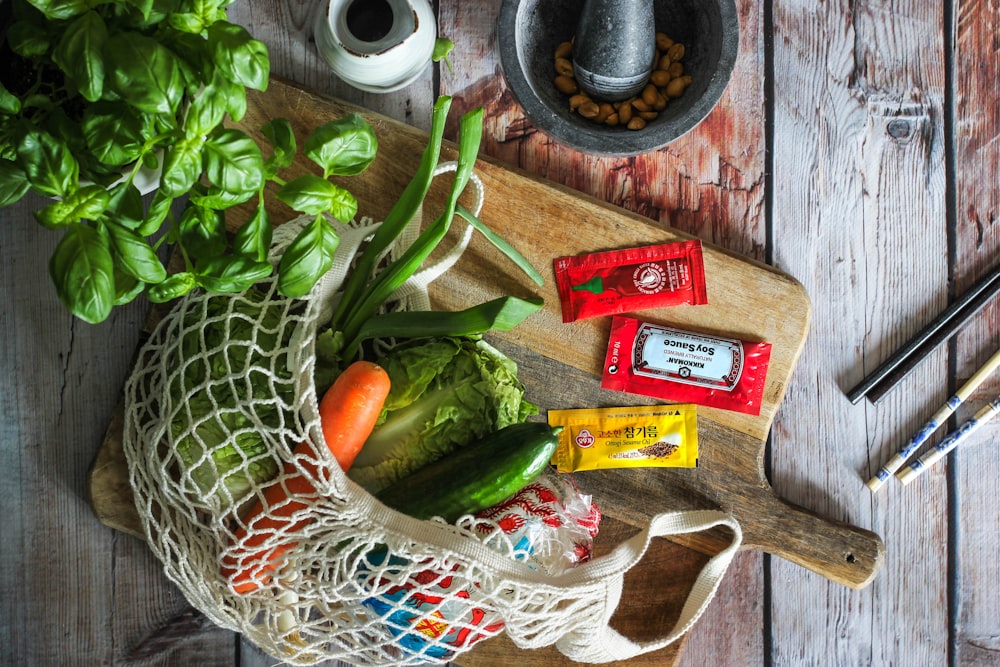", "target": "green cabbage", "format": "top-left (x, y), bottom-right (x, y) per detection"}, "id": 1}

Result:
top-left (347, 336), bottom-right (538, 493)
